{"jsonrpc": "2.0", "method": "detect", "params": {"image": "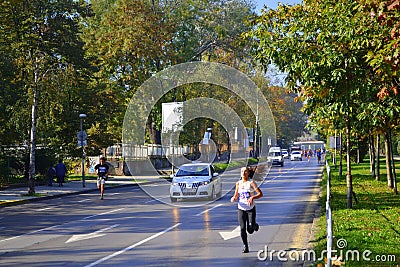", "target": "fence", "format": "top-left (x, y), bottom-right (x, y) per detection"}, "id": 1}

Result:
top-left (107, 144), bottom-right (191, 159)
top-left (325, 160), bottom-right (333, 267)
